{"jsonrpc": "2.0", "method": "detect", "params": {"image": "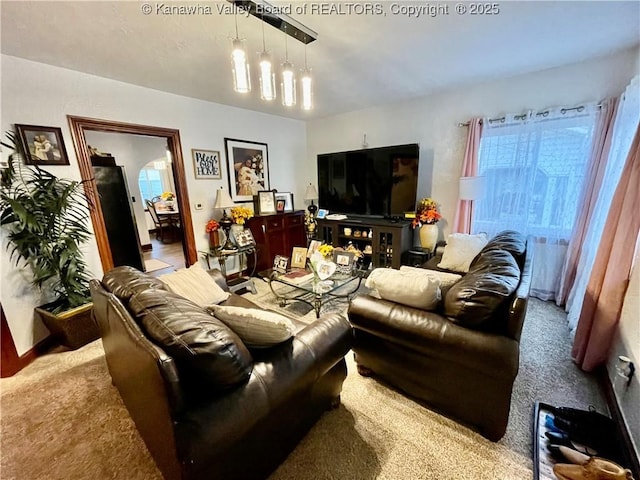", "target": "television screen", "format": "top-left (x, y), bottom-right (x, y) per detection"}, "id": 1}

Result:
top-left (317, 144), bottom-right (419, 217)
